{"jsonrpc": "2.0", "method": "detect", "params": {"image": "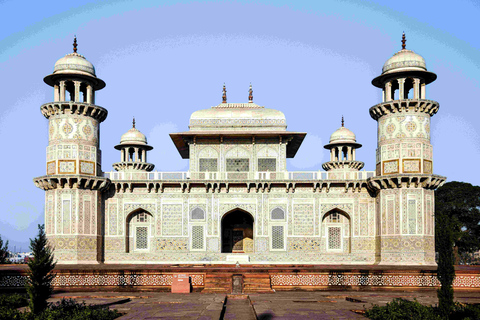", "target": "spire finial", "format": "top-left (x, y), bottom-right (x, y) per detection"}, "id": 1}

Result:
top-left (73, 35), bottom-right (78, 53)
top-left (341, 115), bottom-right (344, 127)
top-left (132, 117), bottom-right (136, 128)
top-left (401, 32), bottom-right (406, 50)
top-left (222, 83), bottom-right (227, 103)
top-left (248, 83), bottom-right (253, 103)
